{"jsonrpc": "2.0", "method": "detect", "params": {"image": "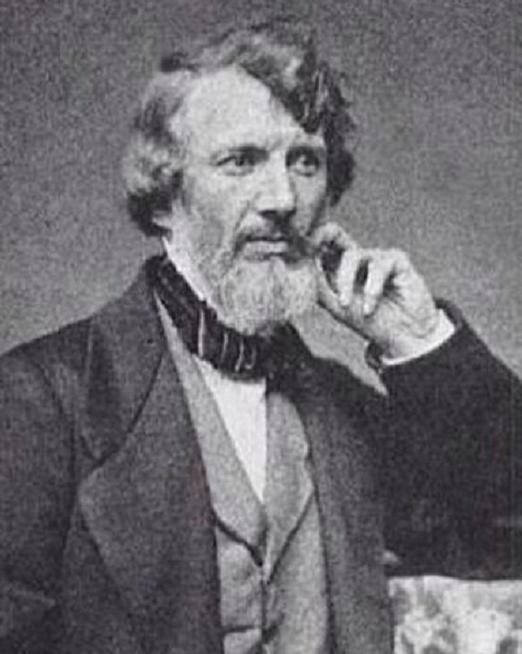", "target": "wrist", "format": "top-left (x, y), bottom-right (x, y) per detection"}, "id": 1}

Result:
top-left (367, 309), bottom-right (456, 371)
